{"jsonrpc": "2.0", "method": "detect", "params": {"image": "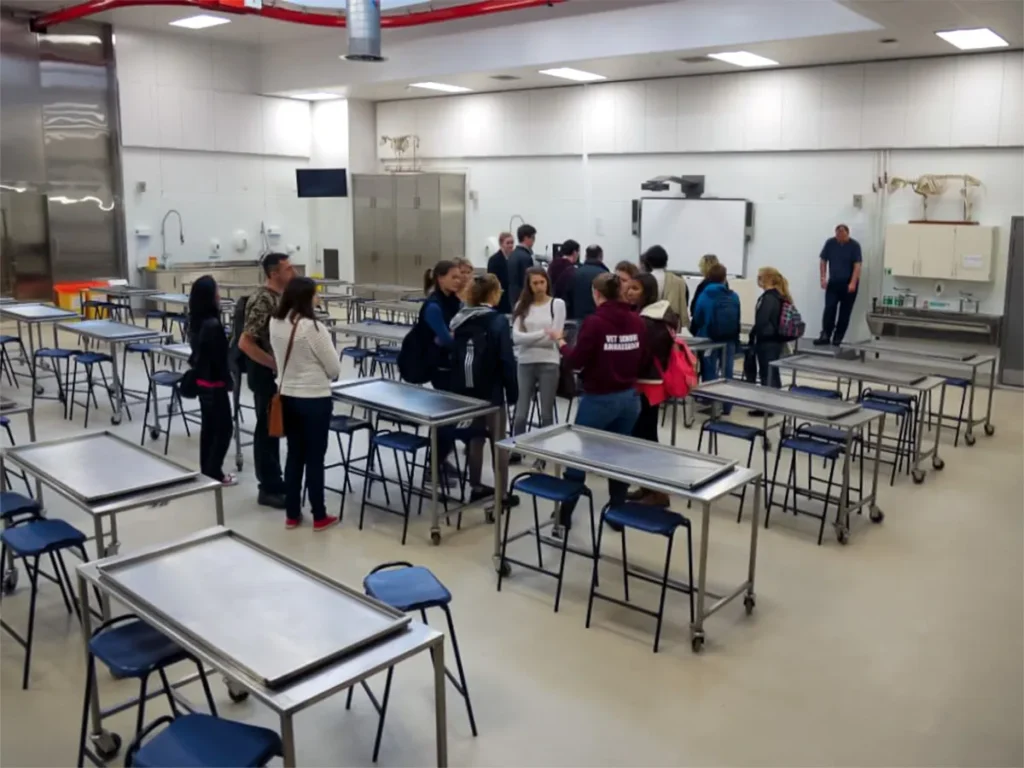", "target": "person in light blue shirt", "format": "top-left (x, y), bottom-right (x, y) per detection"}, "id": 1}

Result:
top-left (815, 224), bottom-right (862, 346)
